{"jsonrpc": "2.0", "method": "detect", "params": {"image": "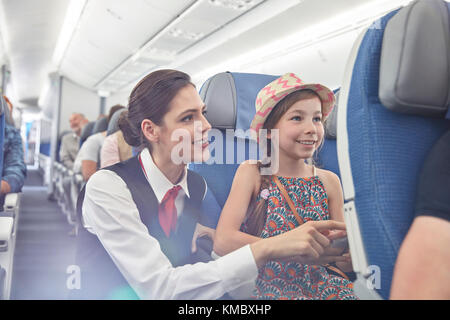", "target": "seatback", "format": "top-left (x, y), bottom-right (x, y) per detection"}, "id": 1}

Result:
top-left (190, 72), bottom-right (278, 208)
top-left (92, 117), bottom-right (108, 135)
top-left (106, 108), bottom-right (127, 136)
top-left (317, 89), bottom-right (340, 178)
top-left (79, 121), bottom-right (95, 146)
top-left (337, 0), bottom-right (450, 299)
top-left (55, 130), bottom-right (70, 163)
